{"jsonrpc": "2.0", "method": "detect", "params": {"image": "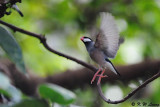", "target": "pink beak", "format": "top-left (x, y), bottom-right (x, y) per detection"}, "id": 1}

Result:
top-left (80, 36), bottom-right (84, 41)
